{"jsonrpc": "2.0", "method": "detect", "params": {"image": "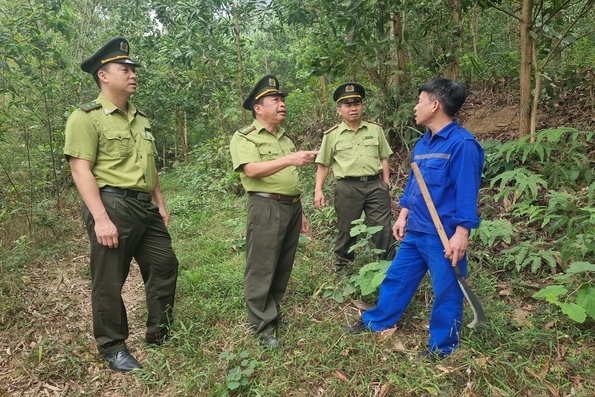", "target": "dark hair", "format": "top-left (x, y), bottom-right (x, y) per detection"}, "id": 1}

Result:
top-left (252, 97), bottom-right (265, 118)
top-left (419, 78), bottom-right (467, 117)
top-left (93, 63), bottom-right (111, 88)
